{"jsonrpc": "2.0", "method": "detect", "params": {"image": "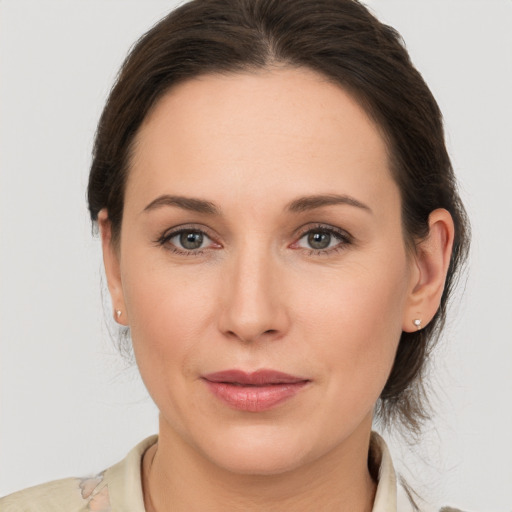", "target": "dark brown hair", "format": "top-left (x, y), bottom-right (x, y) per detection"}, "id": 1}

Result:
top-left (88, 0), bottom-right (470, 435)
